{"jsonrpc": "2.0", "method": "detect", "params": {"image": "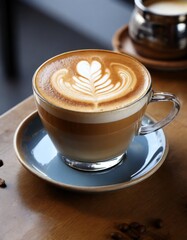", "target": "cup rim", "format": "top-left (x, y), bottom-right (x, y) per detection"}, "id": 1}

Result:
top-left (32, 49), bottom-right (152, 115)
top-left (134, 0), bottom-right (187, 18)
